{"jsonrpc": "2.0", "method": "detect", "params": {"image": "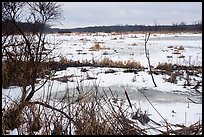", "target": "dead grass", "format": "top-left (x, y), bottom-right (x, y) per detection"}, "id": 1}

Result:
top-left (95, 57), bottom-right (144, 69)
top-left (2, 60), bottom-right (51, 88)
top-left (156, 62), bottom-right (173, 72)
top-left (2, 57), bottom-right (144, 89)
top-left (89, 42), bottom-right (110, 51)
top-left (2, 83), bottom-right (202, 135)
